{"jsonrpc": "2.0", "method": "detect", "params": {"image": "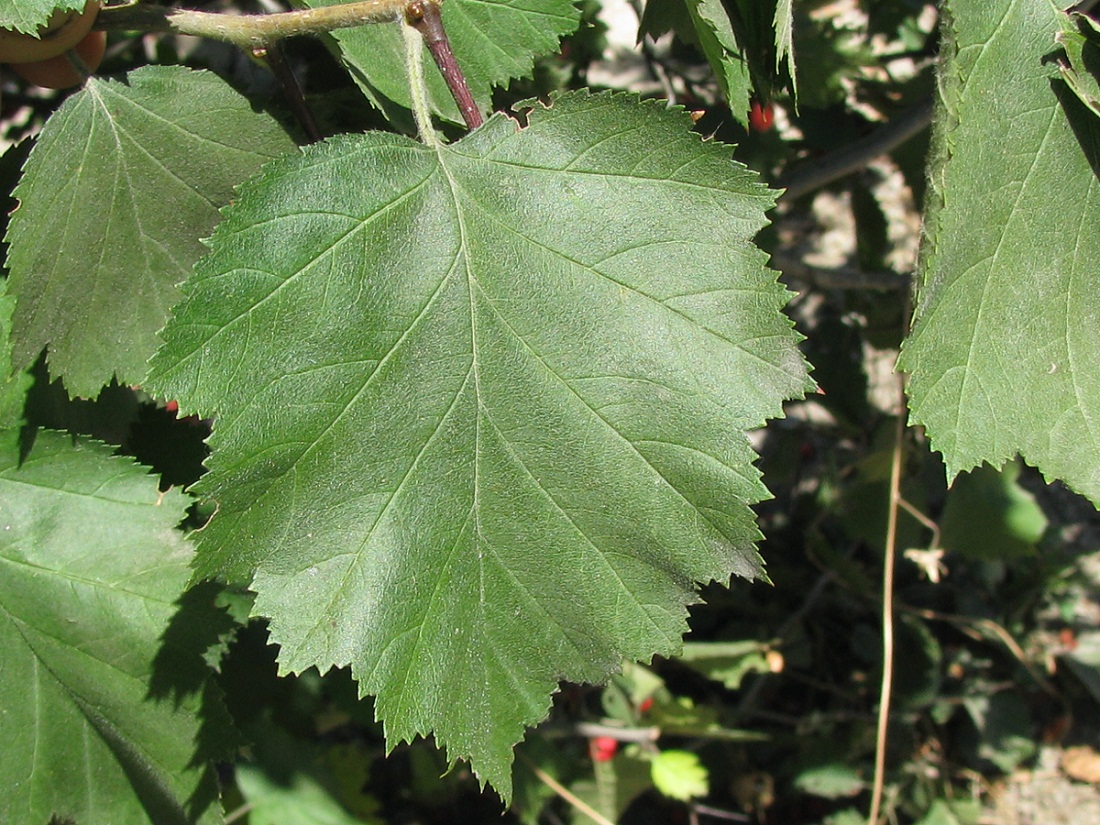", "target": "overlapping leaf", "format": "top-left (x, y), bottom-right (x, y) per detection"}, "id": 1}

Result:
top-left (148, 90), bottom-right (810, 796)
top-left (0, 0), bottom-right (85, 33)
top-left (900, 0), bottom-right (1100, 504)
top-left (0, 432), bottom-right (229, 825)
top-left (1056, 11), bottom-right (1100, 119)
top-left (302, 0), bottom-right (580, 123)
top-left (0, 280), bottom-right (32, 427)
top-left (4, 66), bottom-right (295, 399)
top-left (641, 0), bottom-right (796, 124)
